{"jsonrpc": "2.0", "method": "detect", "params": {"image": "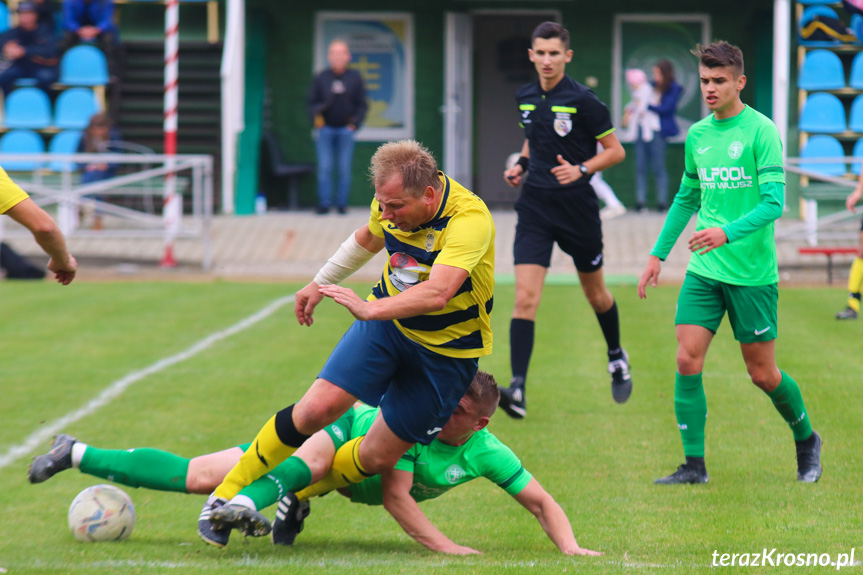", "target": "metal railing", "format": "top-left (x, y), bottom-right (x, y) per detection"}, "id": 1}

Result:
top-left (784, 157), bottom-right (859, 246)
top-left (0, 152), bottom-right (214, 269)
